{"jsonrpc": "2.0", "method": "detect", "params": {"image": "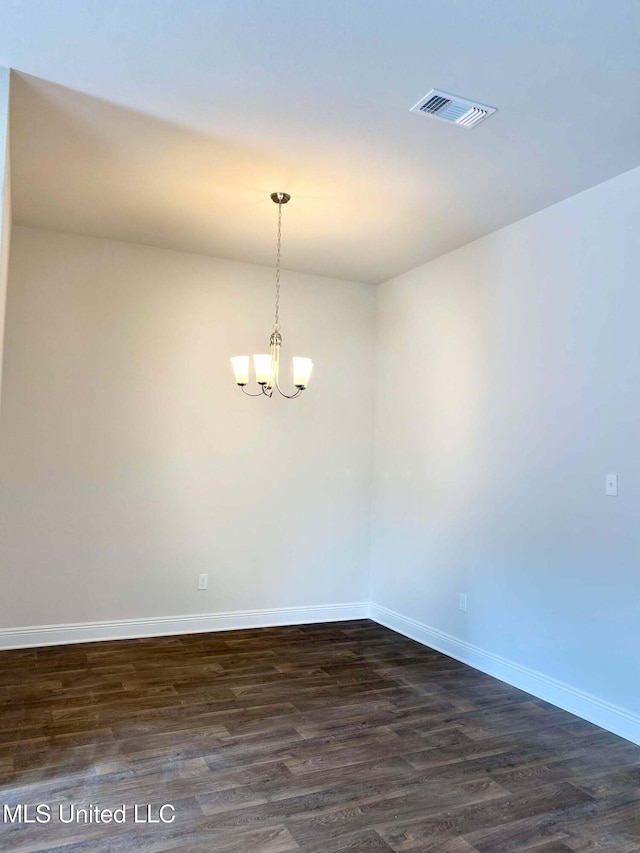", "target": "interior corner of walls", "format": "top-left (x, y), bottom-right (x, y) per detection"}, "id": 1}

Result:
top-left (369, 603), bottom-right (640, 747)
